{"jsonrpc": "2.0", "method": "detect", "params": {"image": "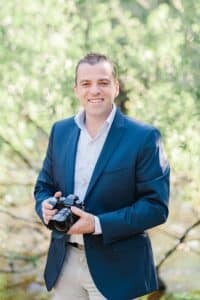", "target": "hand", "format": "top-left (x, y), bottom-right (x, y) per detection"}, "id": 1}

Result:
top-left (67, 206), bottom-right (95, 234)
top-left (42, 191), bottom-right (61, 225)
